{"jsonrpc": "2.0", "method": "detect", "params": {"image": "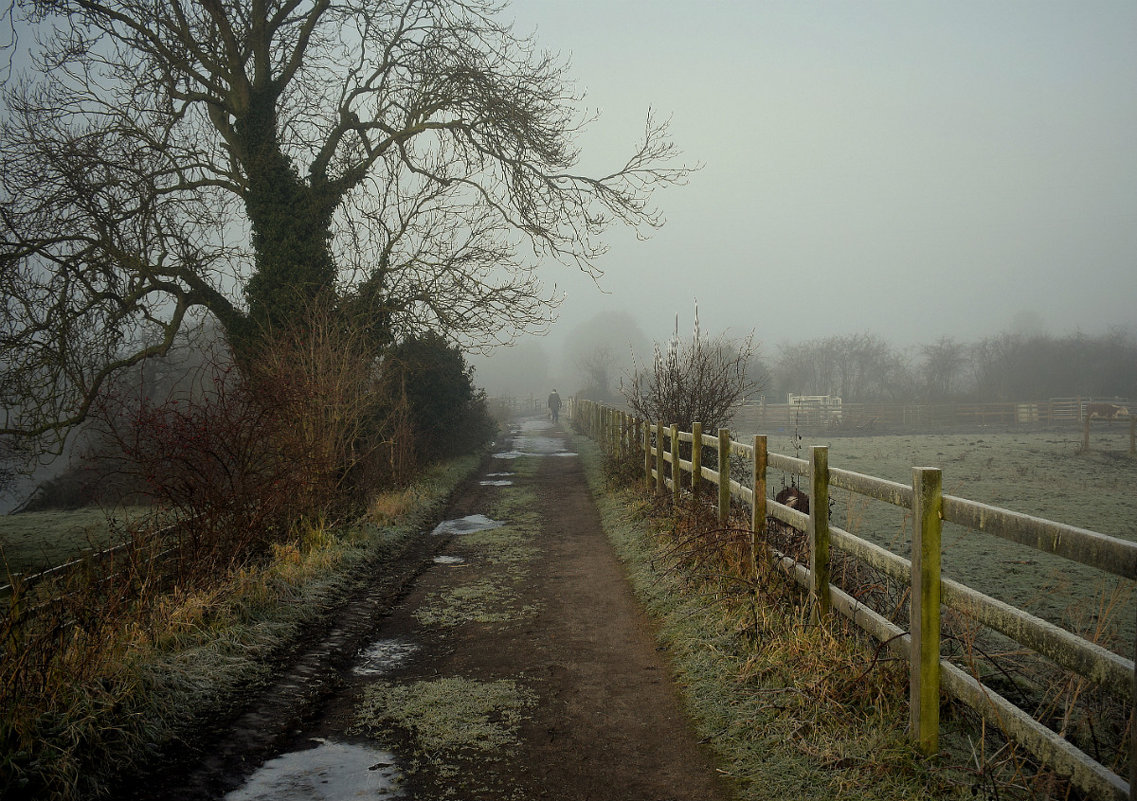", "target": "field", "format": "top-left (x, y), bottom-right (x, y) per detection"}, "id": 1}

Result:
top-left (3, 425), bottom-right (1135, 649)
top-left (741, 425), bottom-right (1137, 652)
top-left (0, 507), bottom-right (147, 578)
